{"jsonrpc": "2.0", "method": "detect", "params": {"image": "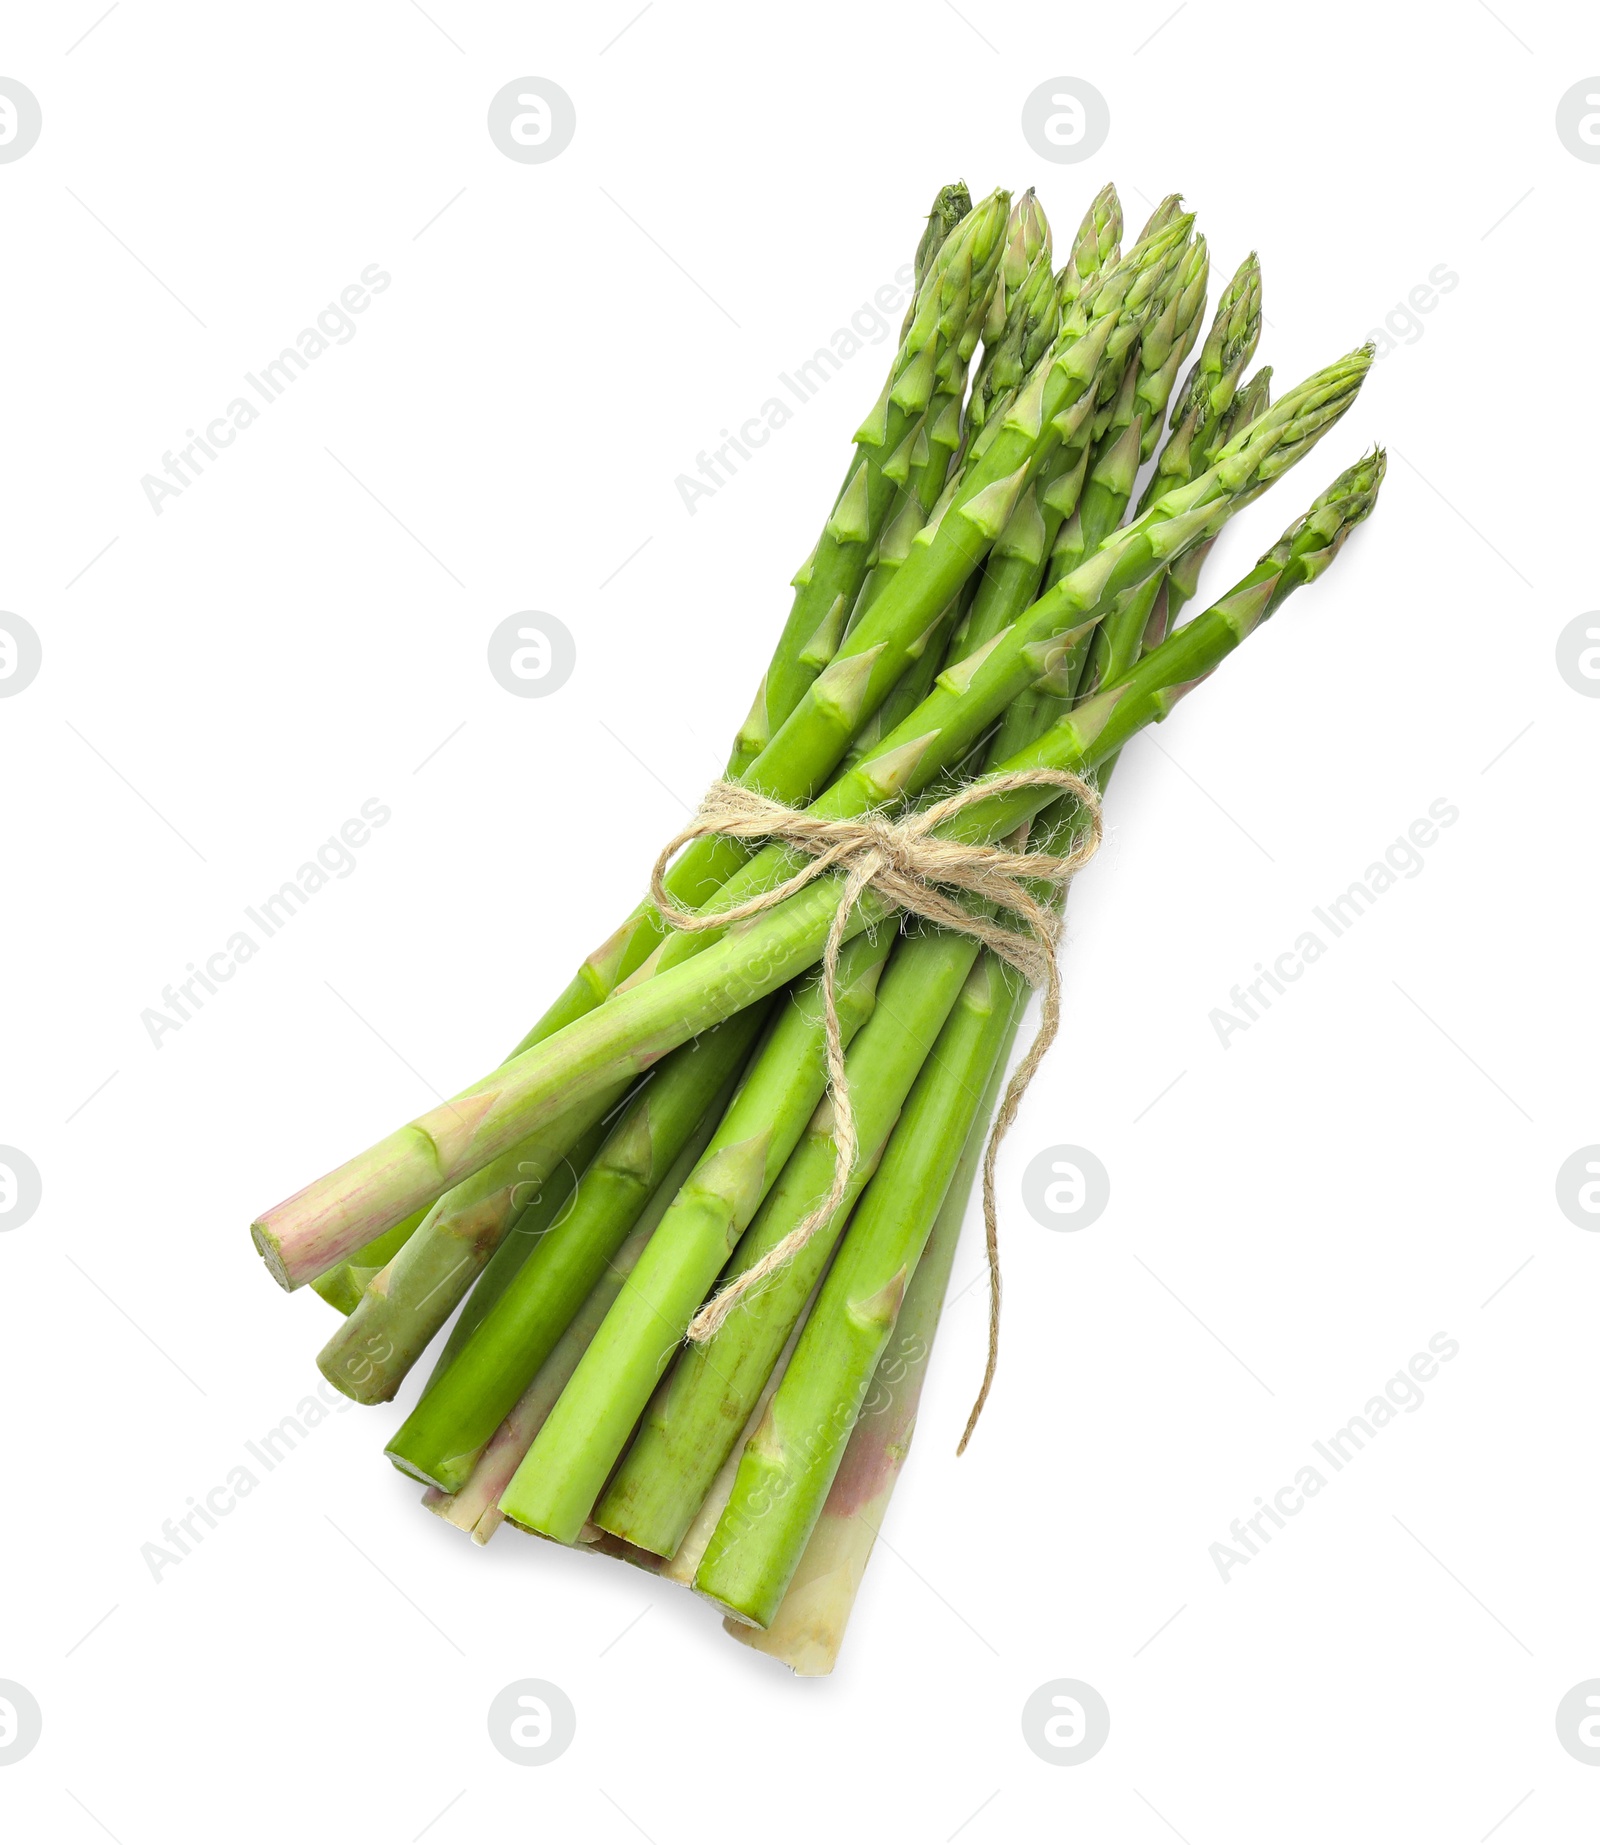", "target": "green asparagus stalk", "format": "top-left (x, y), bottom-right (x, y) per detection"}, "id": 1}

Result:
top-left (842, 192), bottom-right (1053, 640)
top-left (1082, 362), bottom-right (1274, 735)
top-left (419, 1131), bottom-right (609, 1391)
top-left (727, 190), bottom-right (1011, 775)
top-left (695, 951), bottom-right (1019, 1626)
top-left (959, 222), bottom-right (1206, 683)
top-left (309, 1206), bottom-right (428, 1314)
top-left (1138, 252), bottom-right (1265, 515)
top-left (420, 1086), bottom-right (730, 1543)
top-left (960, 190), bottom-right (1056, 443)
top-left (1160, 361), bottom-right (1274, 627)
top-left (315, 1101), bottom-right (617, 1403)
top-left (1130, 231), bottom-right (1212, 458)
top-left (249, 347), bottom-right (1369, 1286)
top-left (948, 185), bottom-right (1127, 653)
top-left (903, 184), bottom-right (975, 330)
top-left (1001, 255), bottom-right (1264, 756)
top-left (499, 920), bottom-right (986, 1546)
top-left (838, 602), bottom-right (960, 773)
top-left (431, 1111), bottom-right (616, 1377)
top-left (844, 411), bottom-right (964, 634)
top-left (385, 930), bottom-right (890, 1490)
top-left (1134, 190), bottom-right (1186, 237)
top-left (1050, 240), bottom-right (1237, 596)
top-left (383, 995), bottom-right (771, 1482)
top-left (1056, 182), bottom-right (1124, 313)
top-left (874, 187), bottom-right (1119, 711)
top-left (723, 986), bottom-right (1020, 1671)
